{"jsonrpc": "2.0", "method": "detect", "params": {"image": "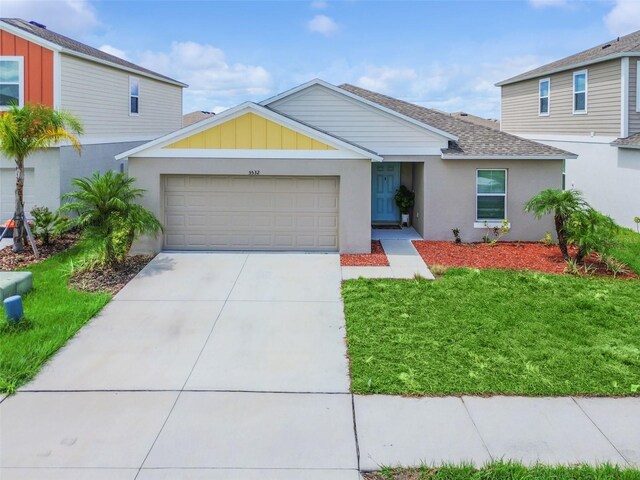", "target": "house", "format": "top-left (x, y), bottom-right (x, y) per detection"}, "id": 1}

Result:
top-left (497, 30), bottom-right (640, 229)
top-left (116, 79), bottom-right (574, 254)
top-left (0, 18), bottom-right (186, 222)
top-left (450, 112), bottom-right (500, 130)
top-left (183, 111), bottom-right (215, 127)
